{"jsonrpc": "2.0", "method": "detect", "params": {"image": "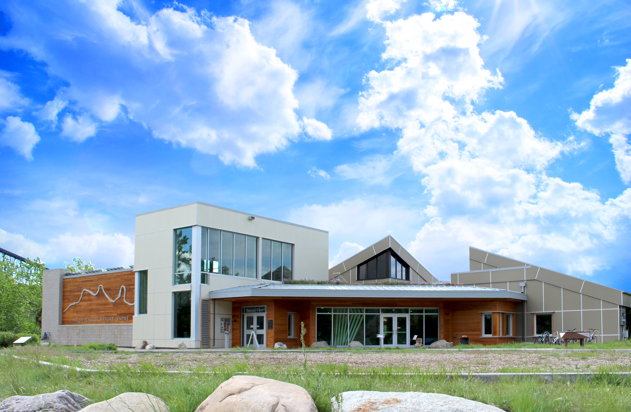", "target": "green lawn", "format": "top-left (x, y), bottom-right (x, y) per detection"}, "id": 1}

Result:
top-left (2, 346), bottom-right (631, 411)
